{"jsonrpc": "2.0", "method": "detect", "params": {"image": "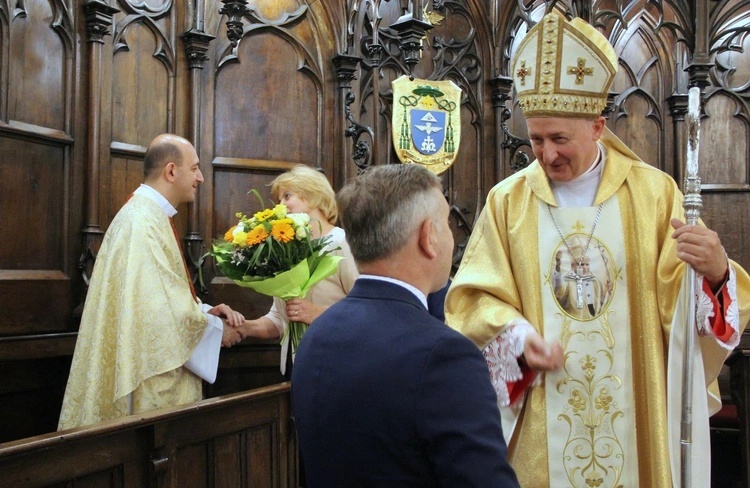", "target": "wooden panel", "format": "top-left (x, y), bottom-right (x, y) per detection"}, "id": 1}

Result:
top-left (208, 338), bottom-right (286, 397)
top-left (111, 21), bottom-right (170, 145)
top-left (0, 356), bottom-right (70, 442)
top-left (701, 94), bottom-right (749, 187)
top-left (613, 25), bottom-right (668, 172)
top-left (69, 467), bottom-right (124, 488)
top-left (0, 271), bottom-right (70, 334)
top-left (0, 384), bottom-right (294, 488)
top-left (7, 0), bottom-right (67, 131)
top-left (701, 192), bottom-right (750, 271)
top-left (247, 425), bottom-right (275, 487)
top-left (155, 398), bottom-right (282, 446)
top-left (108, 154), bottom-right (146, 224)
top-left (213, 433), bottom-right (242, 488)
top-left (0, 335), bottom-right (284, 443)
top-left (613, 93), bottom-right (663, 169)
top-left (447, 103), bottom-right (483, 230)
top-left (0, 138), bottom-right (65, 269)
top-left (0, 333), bottom-right (76, 361)
top-left (0, 428), bottom-right (150, 487)
top-left (214, 31), bottom-right (319, 164)
top-left (173, 443), bottom-right (209, 487)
